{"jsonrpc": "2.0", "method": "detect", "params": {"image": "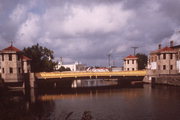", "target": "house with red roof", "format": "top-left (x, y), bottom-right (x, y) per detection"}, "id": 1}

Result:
top-left (147, 41), bottom-right (180, 76)
top-left (123, 55), bottom-right (138, 71)
top-left (0, 45), bottom-right (31, 87)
